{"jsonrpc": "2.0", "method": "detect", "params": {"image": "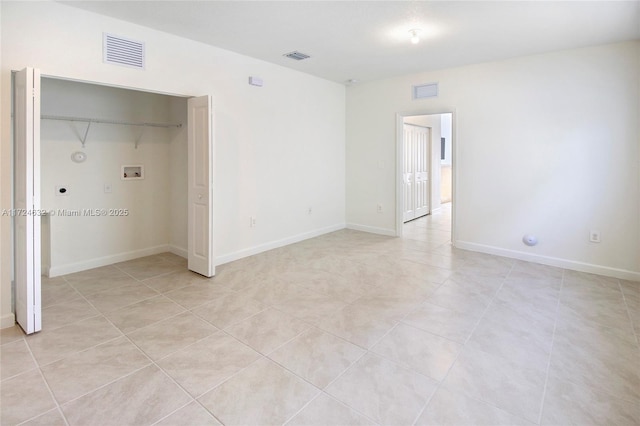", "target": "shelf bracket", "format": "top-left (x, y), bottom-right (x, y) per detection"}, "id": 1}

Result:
top-left (134, 126), bottom-right (144, 149)
top-left (80, 121), bottom-right (92, 148)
